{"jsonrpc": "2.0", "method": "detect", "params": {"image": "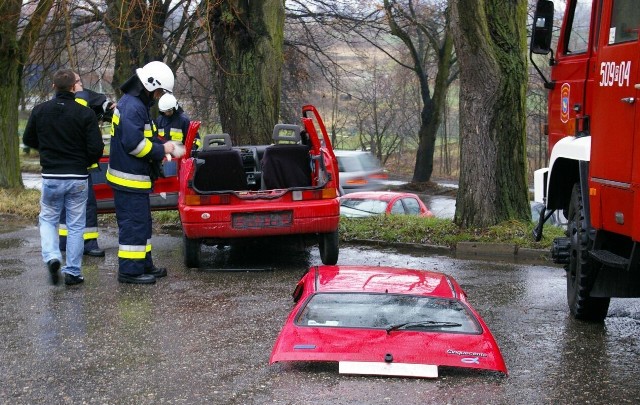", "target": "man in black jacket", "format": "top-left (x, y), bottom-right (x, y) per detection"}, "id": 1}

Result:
top-left (23, 69), bottom-right (104, 286)
top-left (59, 72), bottom-right (115, 257)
